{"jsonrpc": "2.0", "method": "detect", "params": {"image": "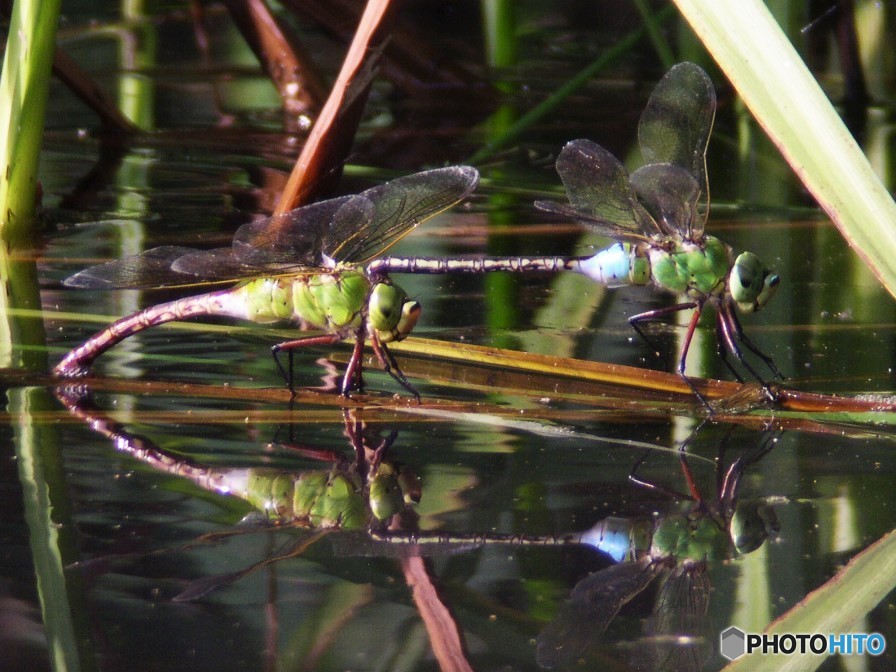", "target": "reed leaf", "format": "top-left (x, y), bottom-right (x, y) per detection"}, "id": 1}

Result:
top-left (672, 0), bottom-right (896, 298)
